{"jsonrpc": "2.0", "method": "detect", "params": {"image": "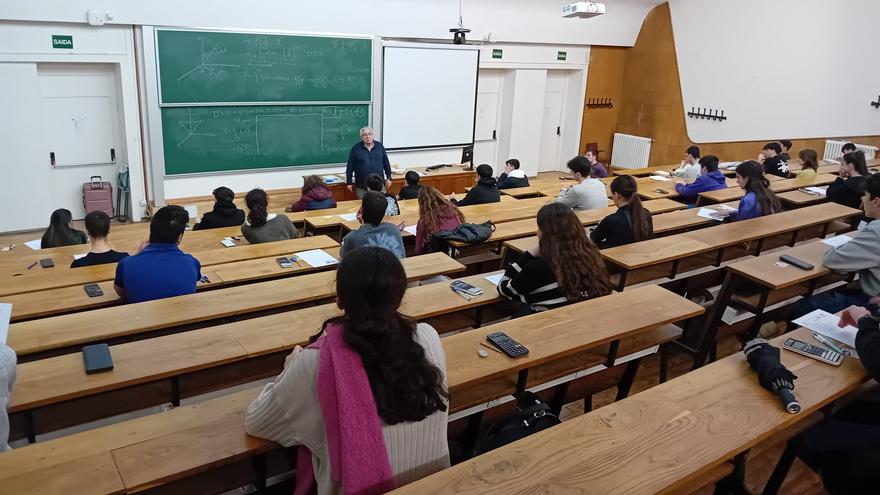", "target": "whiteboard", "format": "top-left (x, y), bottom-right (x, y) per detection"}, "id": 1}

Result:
top-left (381, 43), bottom-right (479, 150)
top-left (670, 0), bottom-right (880, 143)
